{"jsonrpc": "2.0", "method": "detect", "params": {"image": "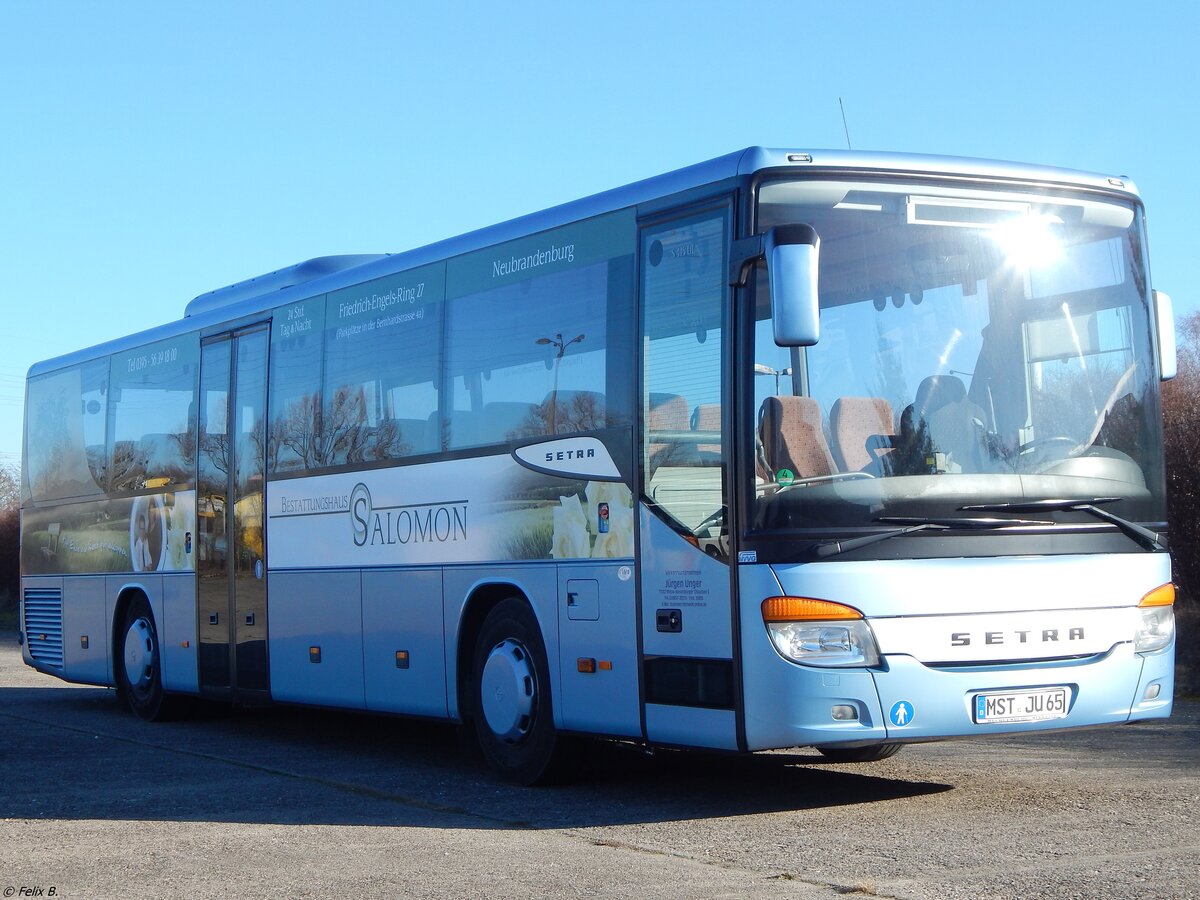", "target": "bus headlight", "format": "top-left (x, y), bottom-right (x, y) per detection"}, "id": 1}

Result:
top-left (1135, 583), bottom-right (1175, 654)
top-left (762, 597), bottom-right (881, 667)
